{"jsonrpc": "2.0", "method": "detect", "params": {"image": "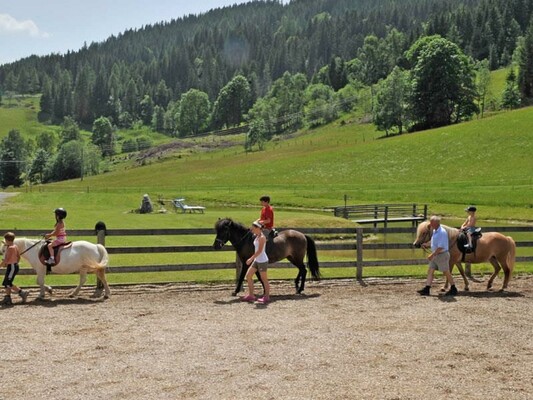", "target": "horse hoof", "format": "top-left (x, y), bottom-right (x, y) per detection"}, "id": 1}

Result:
top-left (231, 292), bottom-right (238, 297)
top-left (464, 287), bottom-right (470, 291)
top-left (103, 295), bottom-right (109, 300)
